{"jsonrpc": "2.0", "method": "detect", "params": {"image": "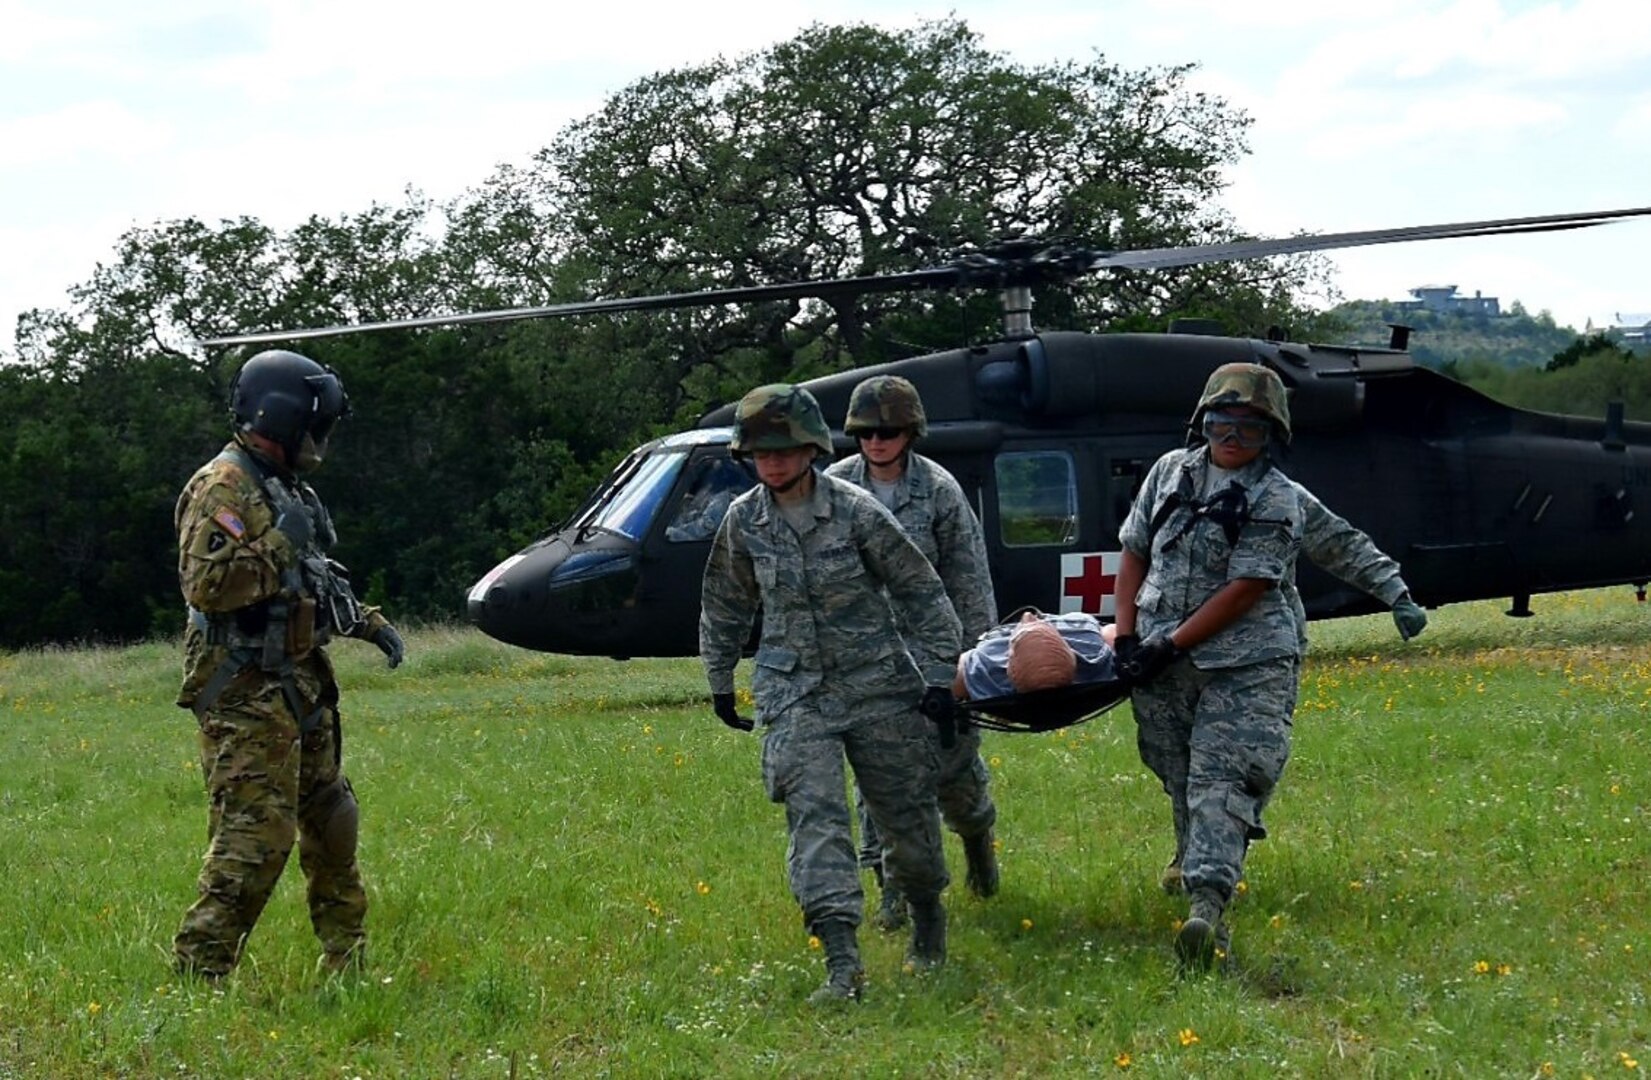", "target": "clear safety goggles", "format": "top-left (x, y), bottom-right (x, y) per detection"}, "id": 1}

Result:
top-left (1202, 410), bottom-right (1272, 448)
